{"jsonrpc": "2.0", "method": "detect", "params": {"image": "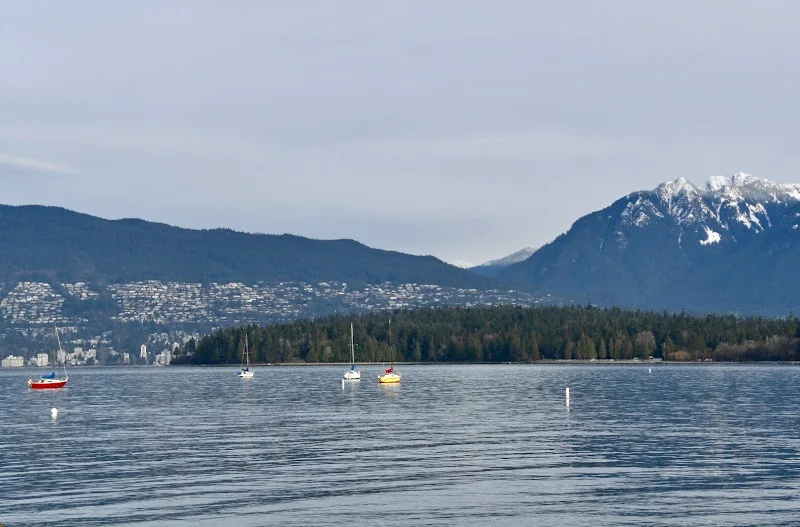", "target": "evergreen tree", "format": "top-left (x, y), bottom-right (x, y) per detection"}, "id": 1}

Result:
top-left (413, 340), bottom-right (422, 362)
top-left (597, 338), bottom-right (607, 360)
